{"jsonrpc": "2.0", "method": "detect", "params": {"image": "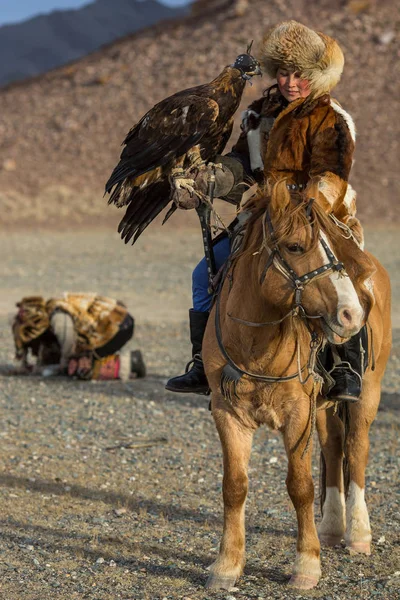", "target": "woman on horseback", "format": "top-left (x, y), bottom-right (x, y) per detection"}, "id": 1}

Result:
top-left (166, 20), bottom-right (364, 401)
